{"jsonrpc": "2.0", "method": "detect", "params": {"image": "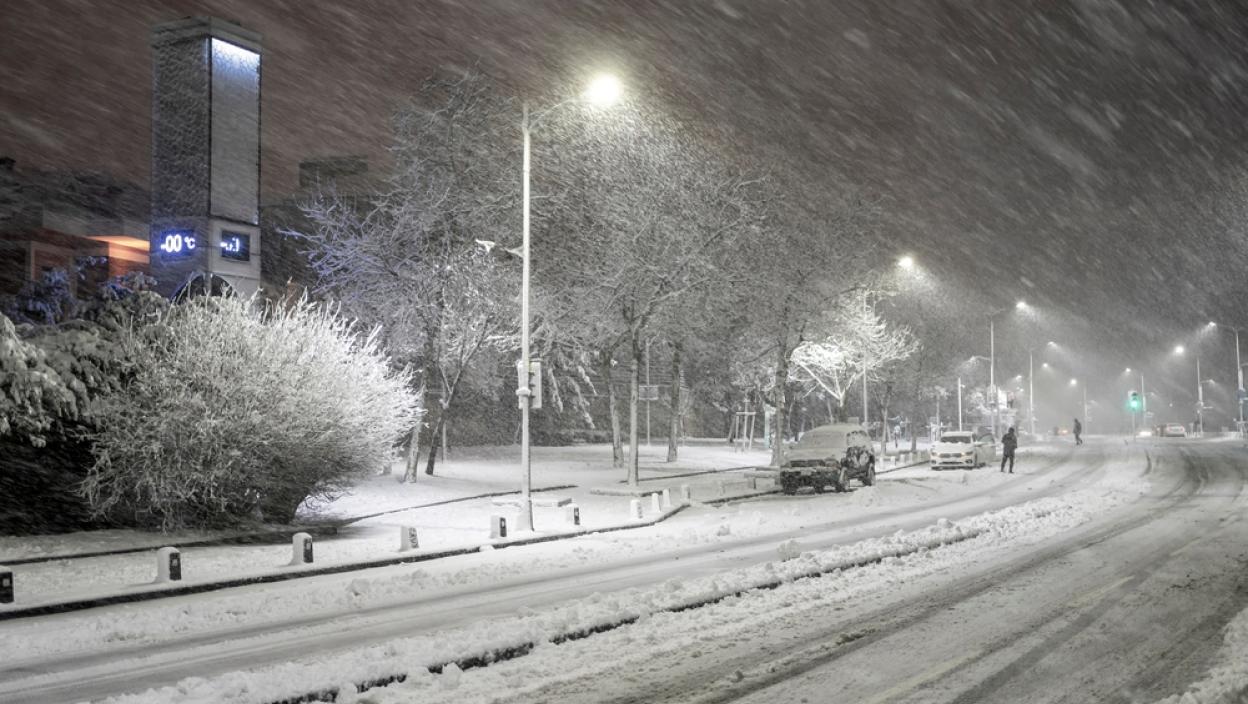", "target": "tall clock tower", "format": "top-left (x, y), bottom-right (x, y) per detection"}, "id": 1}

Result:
top-left (150, 17), bottom-right (262, 297)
